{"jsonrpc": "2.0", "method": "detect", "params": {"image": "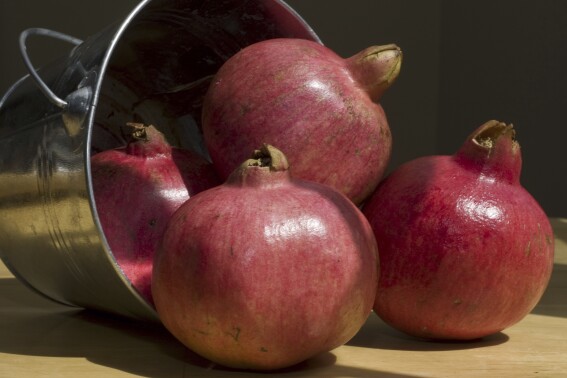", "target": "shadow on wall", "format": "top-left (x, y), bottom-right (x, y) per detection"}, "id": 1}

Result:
top-left (437, 0), bottom-right (567, 217)
top-left (2, 0), bottom-right (565, 216)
